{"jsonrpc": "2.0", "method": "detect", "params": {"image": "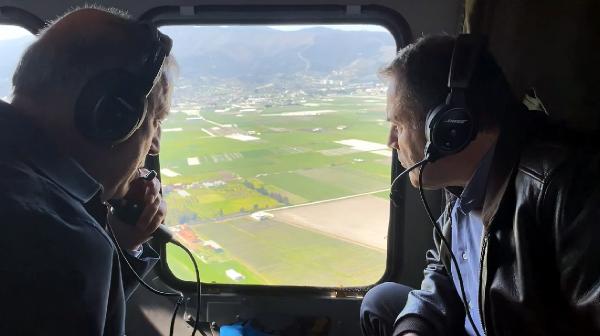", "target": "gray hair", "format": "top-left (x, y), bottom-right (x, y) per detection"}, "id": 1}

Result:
top-left (148, 56), bottom-right (178, 119)
top-left (11, 5), bottom-right (176, 118)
